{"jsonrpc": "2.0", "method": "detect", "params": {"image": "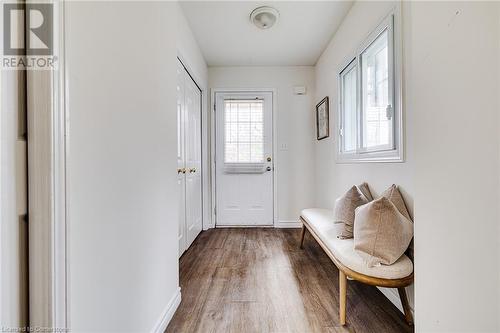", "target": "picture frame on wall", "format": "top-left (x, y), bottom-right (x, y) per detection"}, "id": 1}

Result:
top-left (316, 96), bottom-right (329, 140)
